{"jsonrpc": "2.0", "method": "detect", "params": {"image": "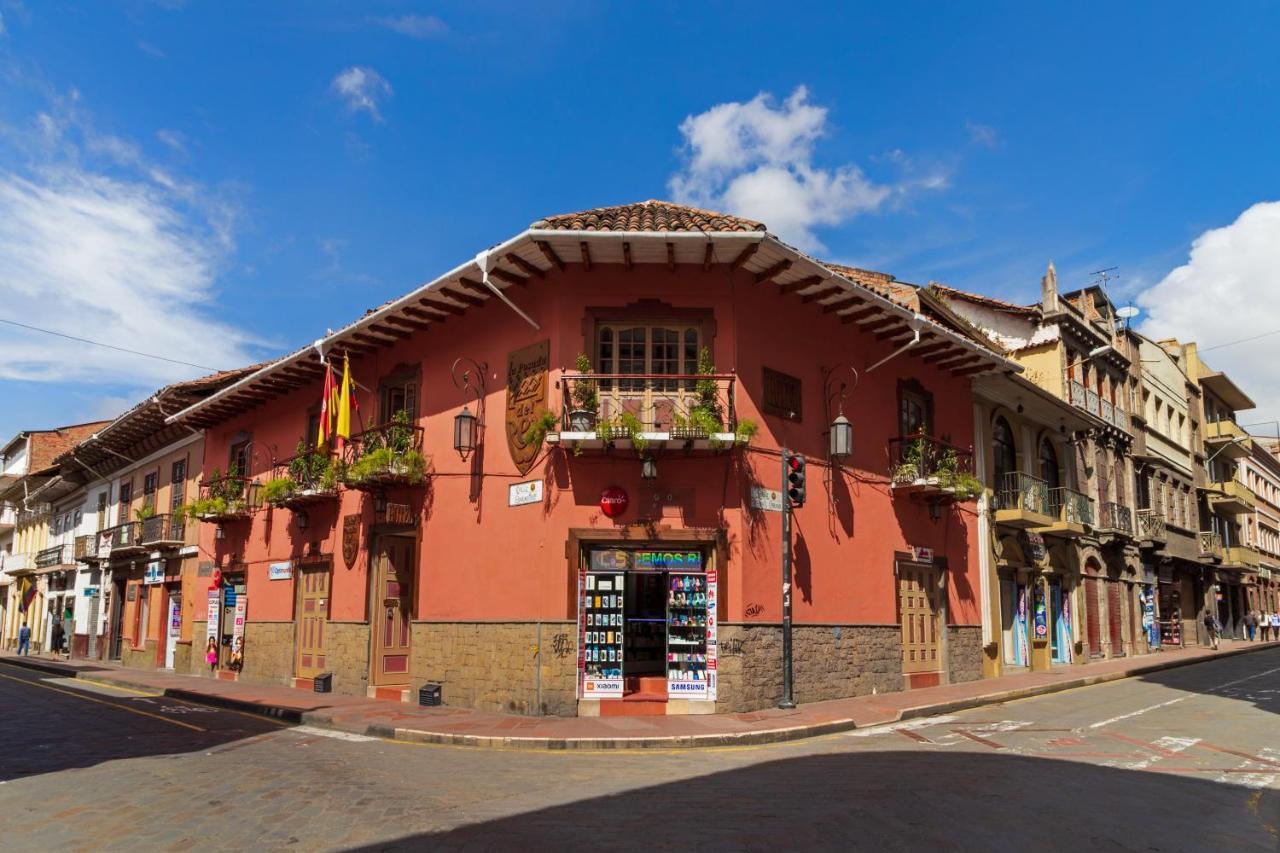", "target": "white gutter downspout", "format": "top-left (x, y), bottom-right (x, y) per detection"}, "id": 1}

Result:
top-left (476, 250), bottom-right (540, 330)
top-left (866, 313), bottom-right (927, 373)
top-left (973, 399), bottom-right (993, 648)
